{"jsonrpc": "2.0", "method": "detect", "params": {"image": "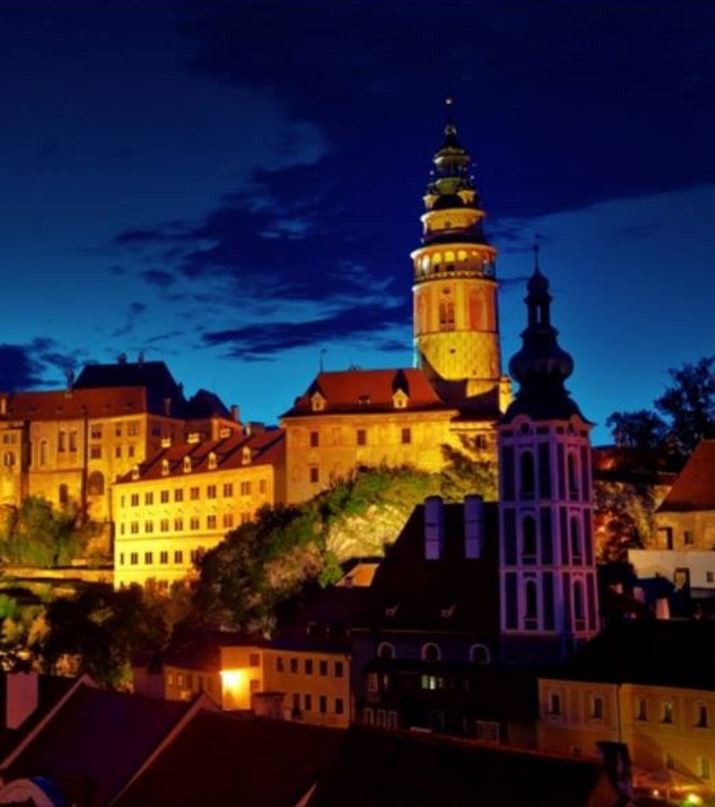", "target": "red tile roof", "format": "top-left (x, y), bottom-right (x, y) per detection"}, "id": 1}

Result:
top-left (658, 439), bottom-right (715, 512)
top-left (114, 428), bottom-right (284, 484)
top-left (1, 387), bottom-right (152, 421)
top-left (282, 368), bottom-right (448, 417)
